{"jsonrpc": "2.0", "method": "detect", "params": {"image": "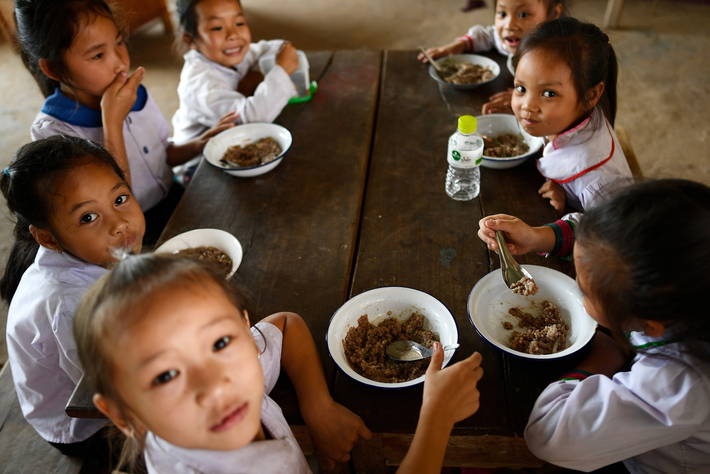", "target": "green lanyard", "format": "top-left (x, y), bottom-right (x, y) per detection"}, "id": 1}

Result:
top-left (633, 340), bottom-right (674, 350)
